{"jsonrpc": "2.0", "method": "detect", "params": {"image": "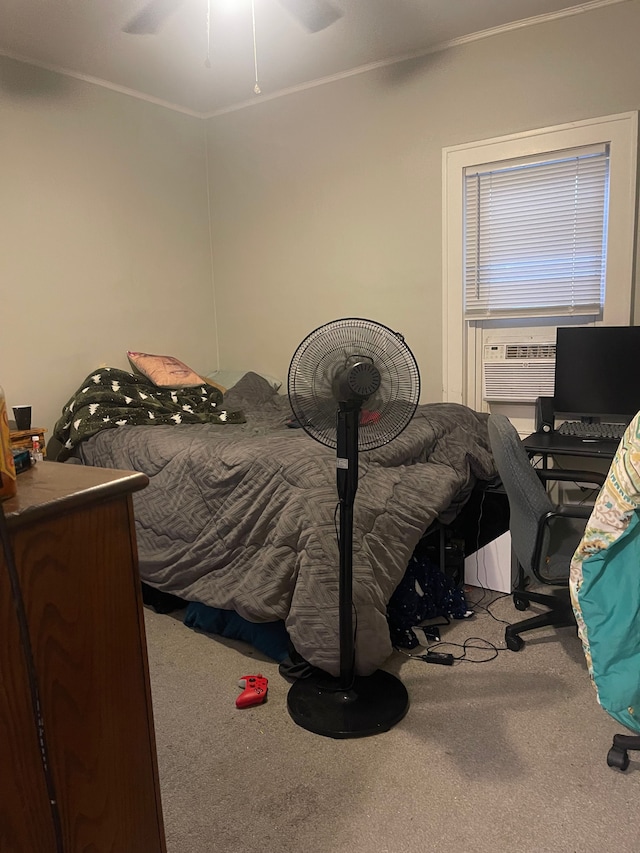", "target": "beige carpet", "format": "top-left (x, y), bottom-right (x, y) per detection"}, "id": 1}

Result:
top-left (144, 591), bottom-right (640, 853)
